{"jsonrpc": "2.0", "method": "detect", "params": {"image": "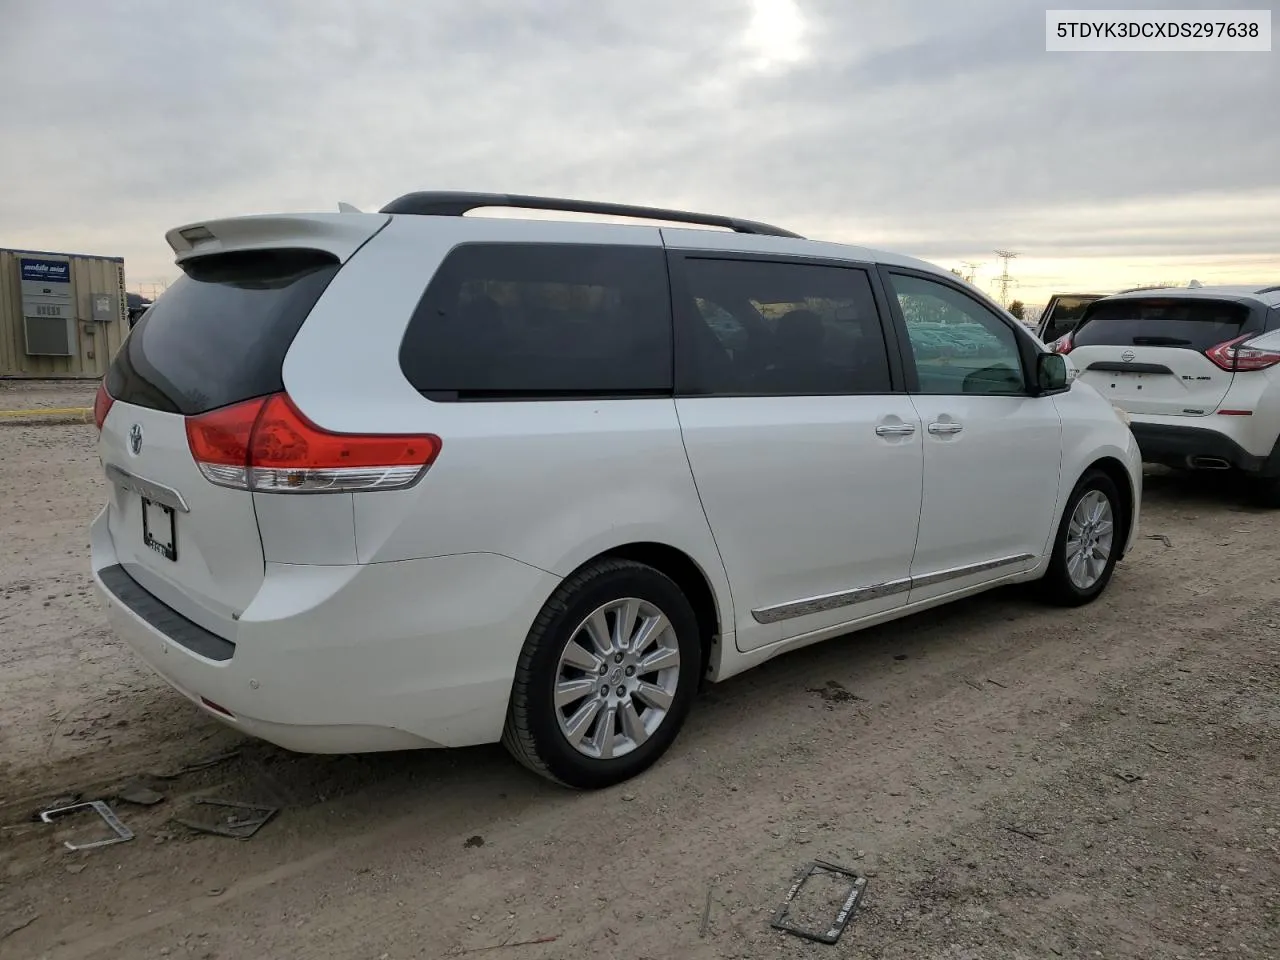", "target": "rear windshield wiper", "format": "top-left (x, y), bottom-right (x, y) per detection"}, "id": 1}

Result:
top-left (1131, 335), bottom-right (1193, 346)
